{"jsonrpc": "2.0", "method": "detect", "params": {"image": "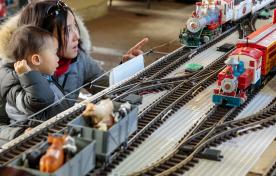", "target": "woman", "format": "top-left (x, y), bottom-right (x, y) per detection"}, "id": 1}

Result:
top-left (0, 0), bottom-right (147, 141)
